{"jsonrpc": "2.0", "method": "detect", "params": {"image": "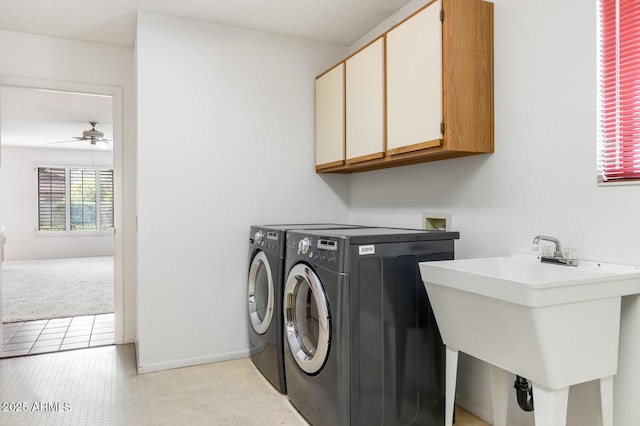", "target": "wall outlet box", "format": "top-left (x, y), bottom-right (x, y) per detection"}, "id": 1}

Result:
top-left (423, 212), bottom-right (452, 231)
